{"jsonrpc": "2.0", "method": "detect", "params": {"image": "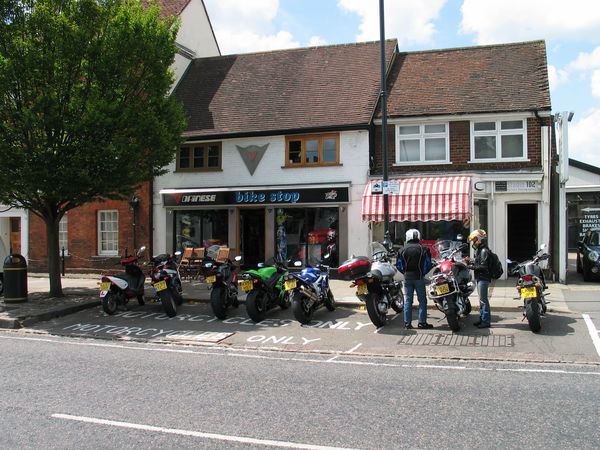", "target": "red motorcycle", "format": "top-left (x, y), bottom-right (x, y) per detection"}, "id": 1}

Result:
top-left (427, 240), bottom-right (473, 331)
